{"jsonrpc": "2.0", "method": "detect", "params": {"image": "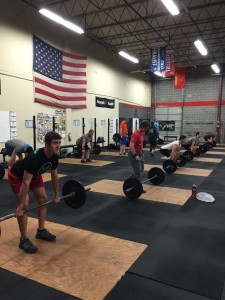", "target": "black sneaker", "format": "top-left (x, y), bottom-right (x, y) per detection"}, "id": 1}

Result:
top-left (19, 238), bottom-right (38, 253)
top-left (36, 229), bottom-right (56, 242)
